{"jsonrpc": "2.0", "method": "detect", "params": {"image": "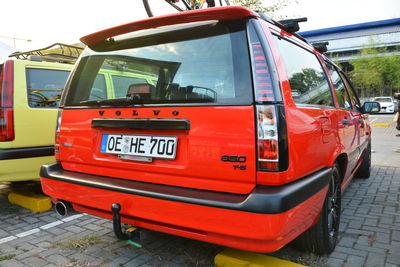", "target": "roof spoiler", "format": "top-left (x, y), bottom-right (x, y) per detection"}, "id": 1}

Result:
top-left (80, 6), bottom-right (259, 46)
